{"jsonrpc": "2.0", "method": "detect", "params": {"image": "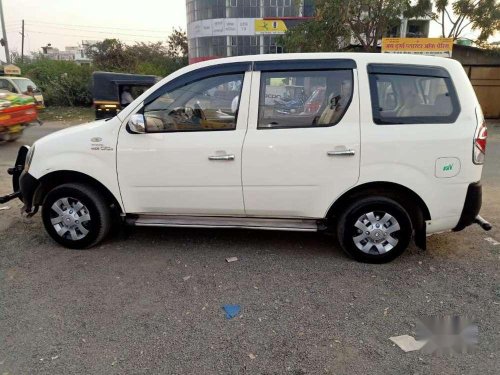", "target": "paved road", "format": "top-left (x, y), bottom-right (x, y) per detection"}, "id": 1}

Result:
top-left (0, 124), bottom-right (58, 166)
top-left (0, 122), bottom-right (499, 374)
